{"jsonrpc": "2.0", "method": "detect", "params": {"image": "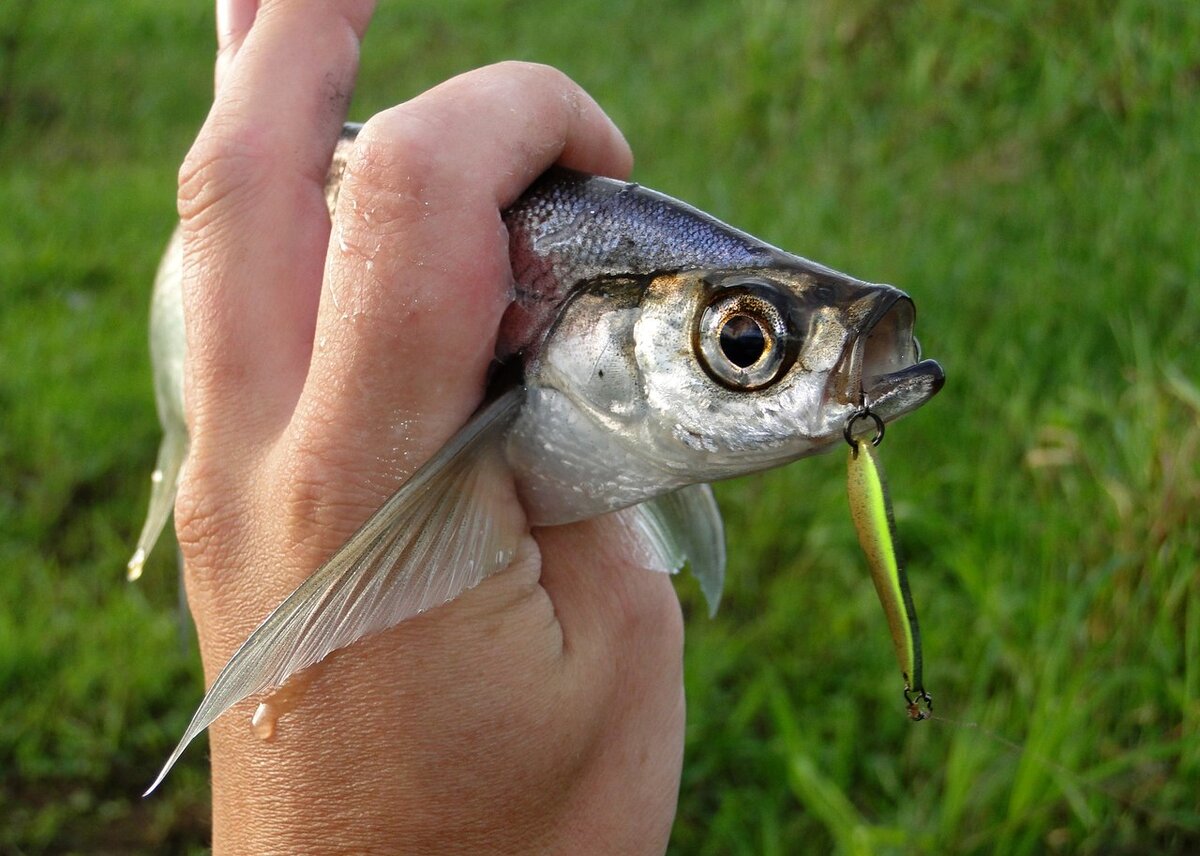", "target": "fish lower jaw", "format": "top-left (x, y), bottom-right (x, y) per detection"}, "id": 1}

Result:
top-left (863, 359), bottom-right (946, 423)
